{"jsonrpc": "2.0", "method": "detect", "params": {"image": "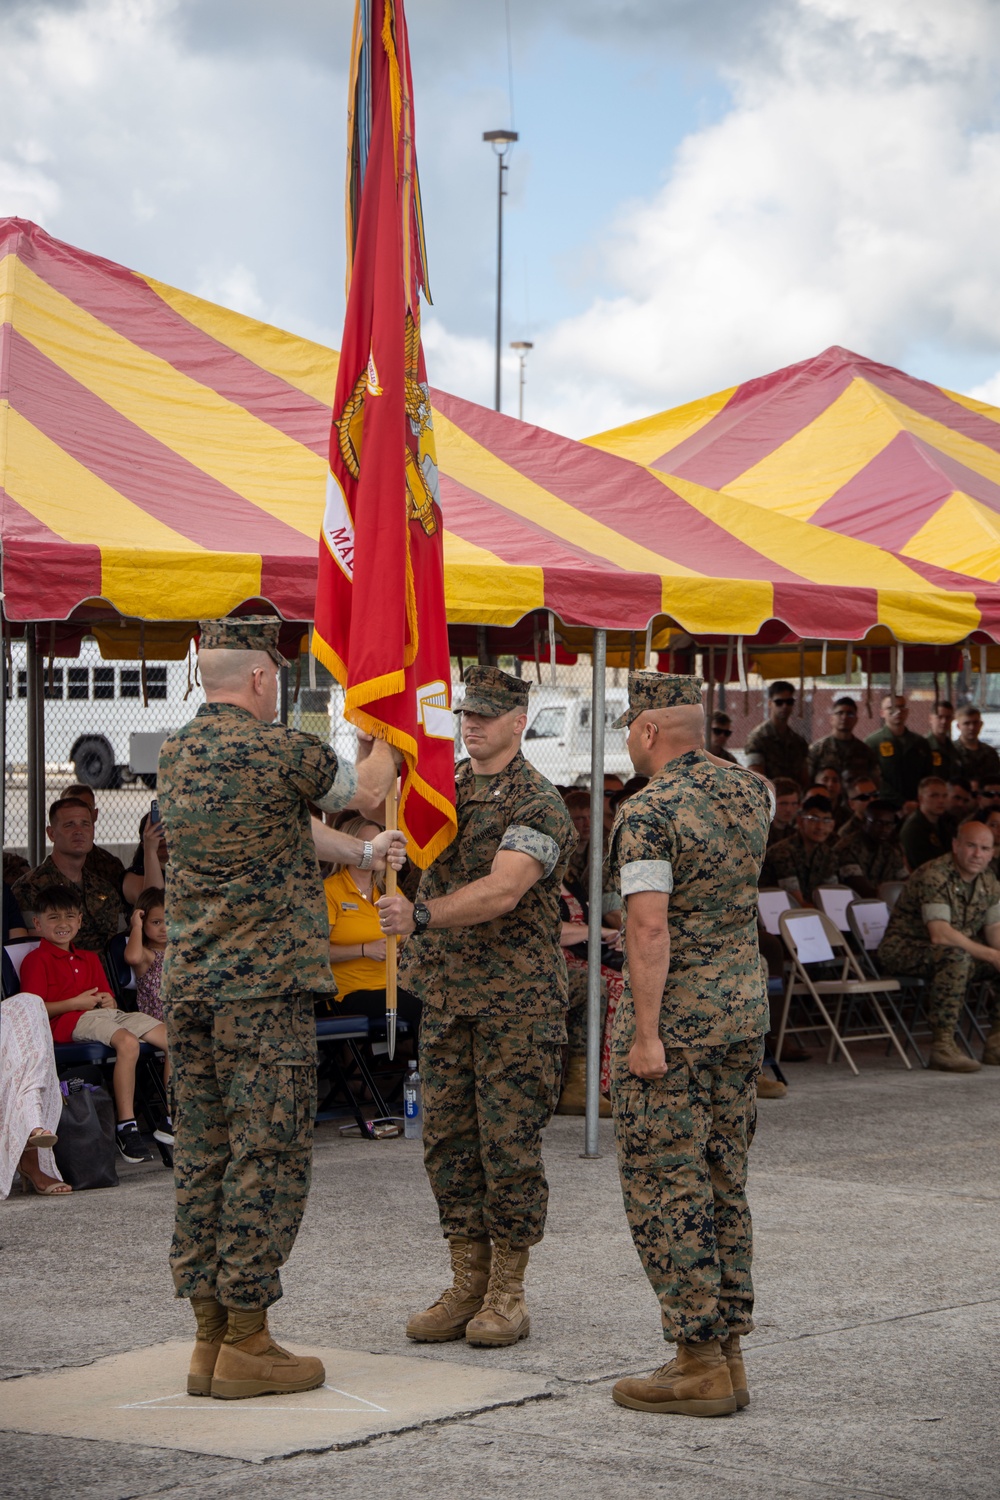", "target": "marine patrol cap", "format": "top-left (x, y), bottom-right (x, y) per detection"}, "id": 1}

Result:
top-left (612, 671), bottom-right (704, 728)
top-left (457, 665), bottom-right (530, 719)
top-left (198, 616), bottom-right (290, 667)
